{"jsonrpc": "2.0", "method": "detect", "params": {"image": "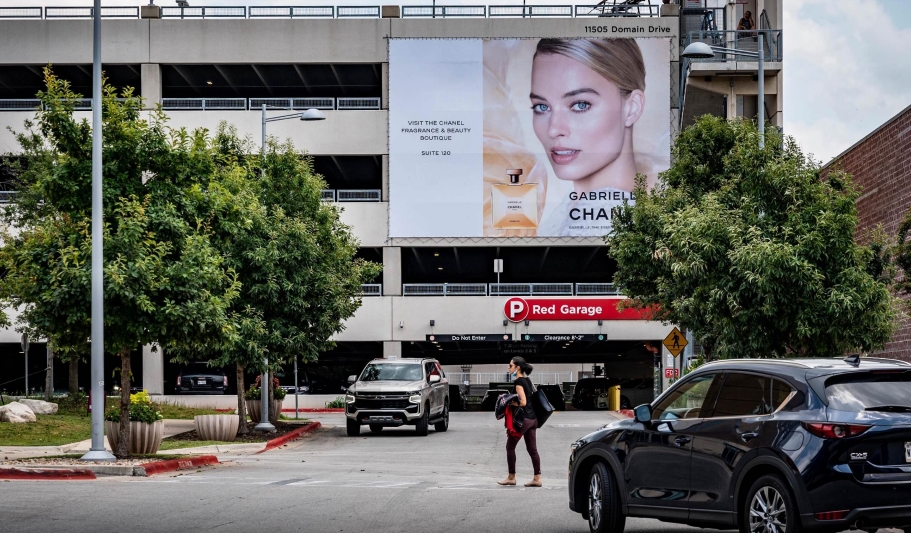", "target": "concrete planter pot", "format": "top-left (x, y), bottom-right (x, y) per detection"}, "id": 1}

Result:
top-left (245, 399), bottom-right (282, 424)
top-left (194, 414), bottom-right (239, 441)
top-left (105, 420), bottom-right (164, 455)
